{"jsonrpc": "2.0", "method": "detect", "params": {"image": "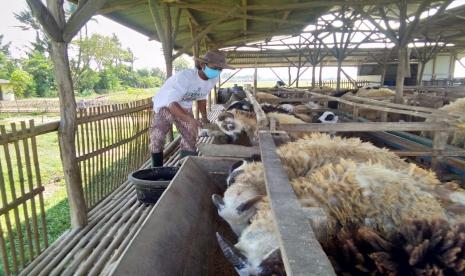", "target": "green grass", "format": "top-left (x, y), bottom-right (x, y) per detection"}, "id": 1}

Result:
top-left (76, 88), bottom-right (155, 103)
